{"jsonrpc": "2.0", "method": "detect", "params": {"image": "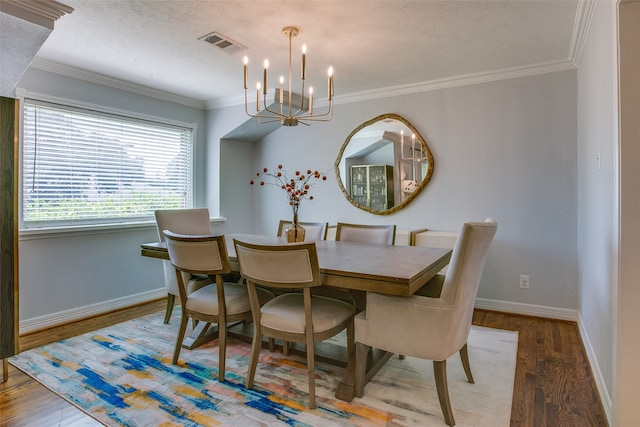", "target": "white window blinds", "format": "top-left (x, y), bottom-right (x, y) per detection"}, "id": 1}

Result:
top-left (22, 99), bottom-right (194, 228)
